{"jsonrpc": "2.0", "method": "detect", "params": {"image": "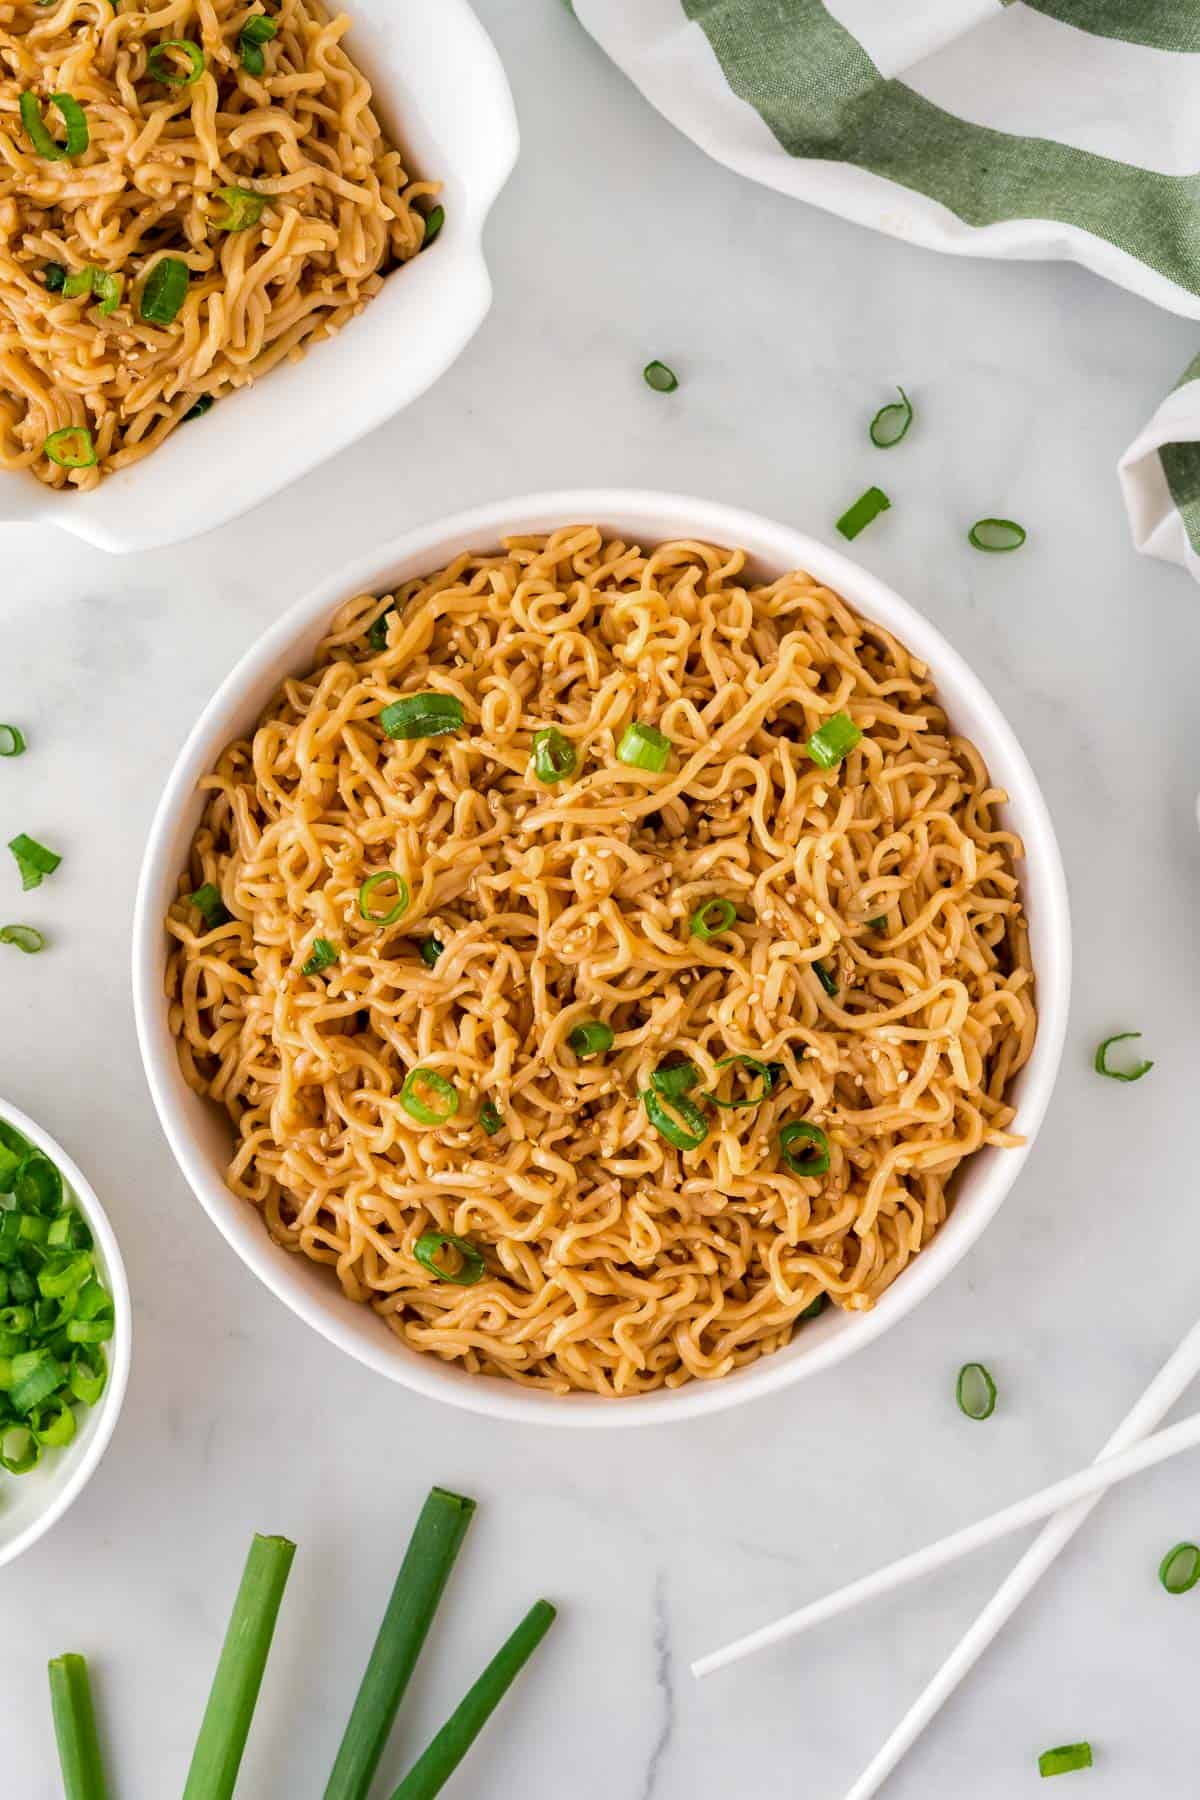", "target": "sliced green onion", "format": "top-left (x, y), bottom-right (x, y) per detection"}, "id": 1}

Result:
top-left (322, 1487), bottom-right (476, 1800)
top-left (812, 958), bottom-right (838, 999)
top-left (187, 883), bottom-right (230, 929)
top-left (869, 385), bottom-right (913, 448)
top-left (421, 205), bottom-right (445, 248)
top-left (0, 1423), bottom-right (39, 1474)
top-left (182, 1534), bottom-right (296, 1800)
top-left (1094, 1031), bottom-right (1153, 1083)
top-left (43, 263), bottom-right (67, 292)
top-left (0, 725), bottom-right (25, 758)
top-left (93, 270), bottom-right (123, 315)
top-left (805, 711), bottom-right (863, 770)
top-left (969, 518), bottom-right (1026, 553)
top-left (20, 92), bottom-right (89, 161)
top-left (568, 1021), bottom-right (613, 1060)
top-left (238, 16), bottom-right (277, 75)
top-left (419, 936), bottom-right (443, 968)
top-left (643, 360), bottom-right (678, 393)
top-left (400, 1068), bottom-right (459, 1126)
top-left (689, 897), bottom-right (737, 940)
top-left (799, 1292), bottom-right (828, 1321)
top-left (956, 1361), bottom-right (997, 1421)
top-left (359, 871), bottom-right (409, 925)
top-left (1038, 1743), bottom-right (1092, 1778)
top-left (779, 1119), bottom-right (830, 1177)
top-left (1159, 1542), bottom-right (1200, 1595)
top-left (643, 1089), bottom-right (708, 1152)
top-left (15, 1153), bottom-right (61, 1215)
top-left (865, 914), bottom-right (888, 933)
top-left (617, 722), bottom-right (671, 772)
top-left (11, 1348), bottom-right (64, 1412)
top-left (367, 608), bottom-right (395, 652)
top-left (44, 426), bottom-right (96, 470)
top-left (301, 938), bottom-right (337, 977)
top-left (240, 13), bottom-right (277, 44)
top-left (211, 186), bottom-right (265, 232)
top-left (710, 1054), bottom-right (777, 1111)
top-left (38, 1251), bottom-right (91, 1298)
top-left (478, 1100), bottom-right (503, 1136)
top-left (62, 267), bottom-right (94, 300)
top-left (9, 833), bottom-right (61, 890)
top-left (182, 394), bottom-right (214, 422)
top-left (649, 1060), bottom-right (699, 1099)
top-left (68, 1346), bottom-right (106, 1407)
top-left (387, 1600), bottom-right (557, 1800)
top-left (140, 257), bottom-right (189, 326)
top-left (34, 1399), bottom-right (76, 1446)
top-left (0, 925), bottom-right (43, 954)
top-left (531, 727), bottom-right (576, 785)
top-left (49, 1653), bottom-right (109, 1800)
top-left (146, 39), bottom-right (205, 85)
top-left (413, 1232), bottom-right (484, 1286)
top-left (239, 38), bottom-right (266, 75)
top-left (836, 486), bottom-right (890, 541)
top-left (379, 693), bottom-right (465, 740)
